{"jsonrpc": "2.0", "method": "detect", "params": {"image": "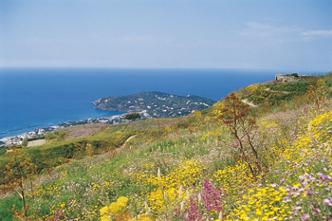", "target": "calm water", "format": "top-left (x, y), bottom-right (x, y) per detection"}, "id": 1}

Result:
top-left (0, 68), bottom-right (275, 138)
